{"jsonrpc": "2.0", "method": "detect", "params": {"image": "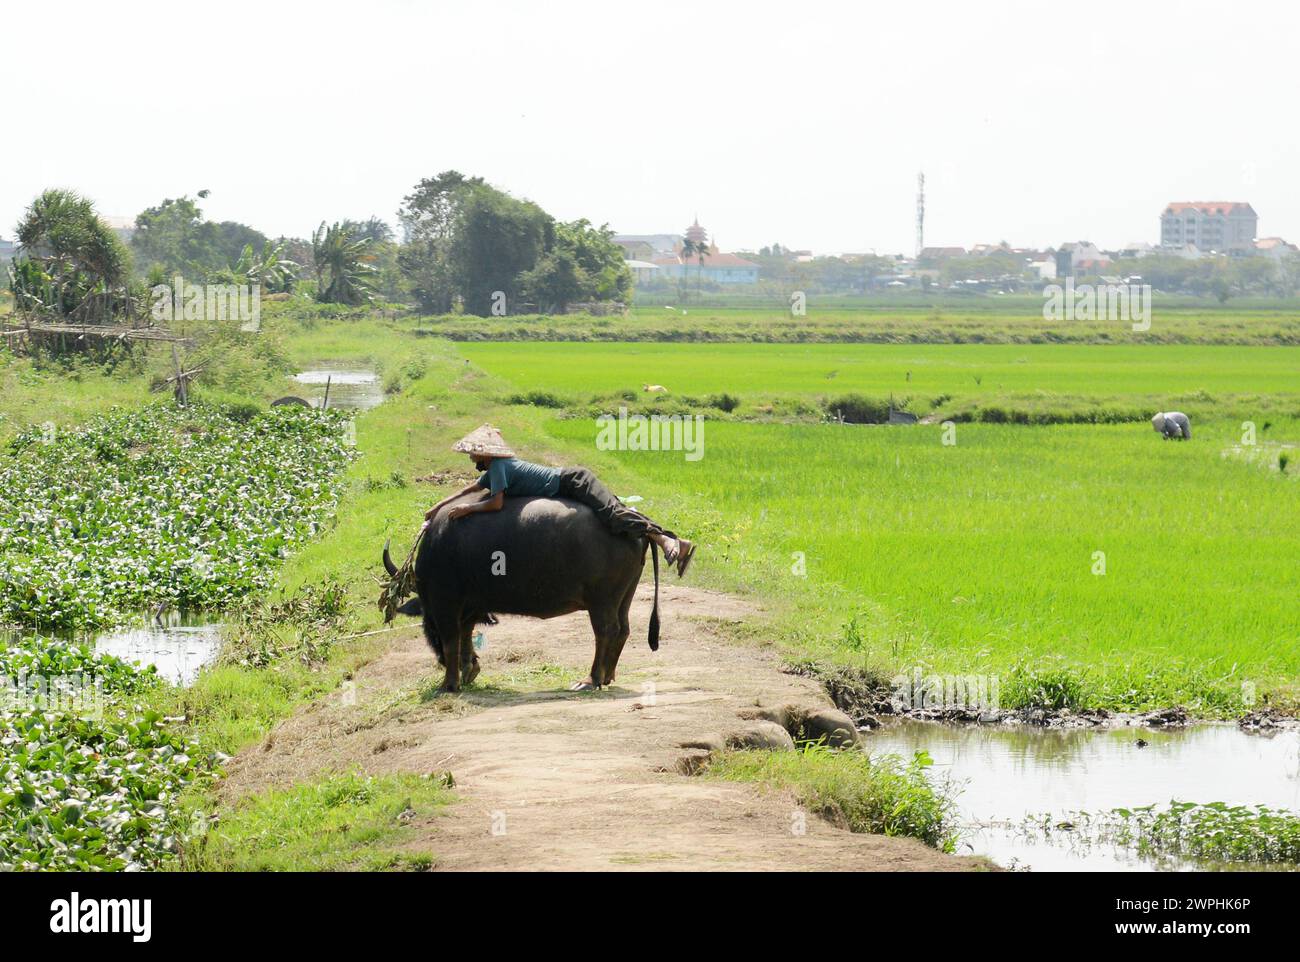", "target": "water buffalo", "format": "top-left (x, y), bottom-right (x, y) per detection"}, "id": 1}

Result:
top-left (383, 494), bottom-right (660, 693)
